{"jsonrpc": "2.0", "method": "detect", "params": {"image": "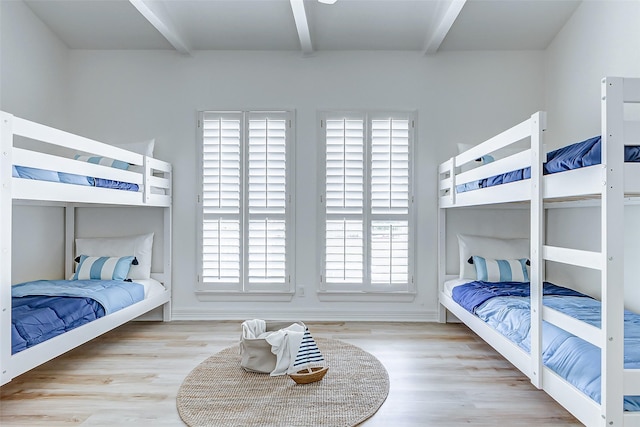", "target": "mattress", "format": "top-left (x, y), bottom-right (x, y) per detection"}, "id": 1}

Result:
top-left (448, 279), bottom-right (640, 410)
top-left (456, 136), bottom-right (640, 194)
top-left (11, 278), bottom-right (163, 354)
